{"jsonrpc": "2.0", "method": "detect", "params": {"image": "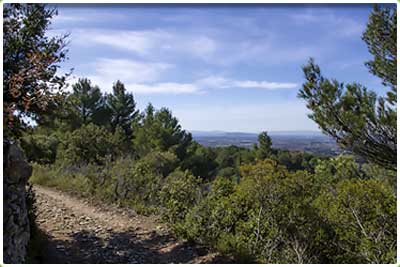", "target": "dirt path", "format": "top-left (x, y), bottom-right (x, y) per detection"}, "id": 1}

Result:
top-left (33, 185), bottom-right (231, 264)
